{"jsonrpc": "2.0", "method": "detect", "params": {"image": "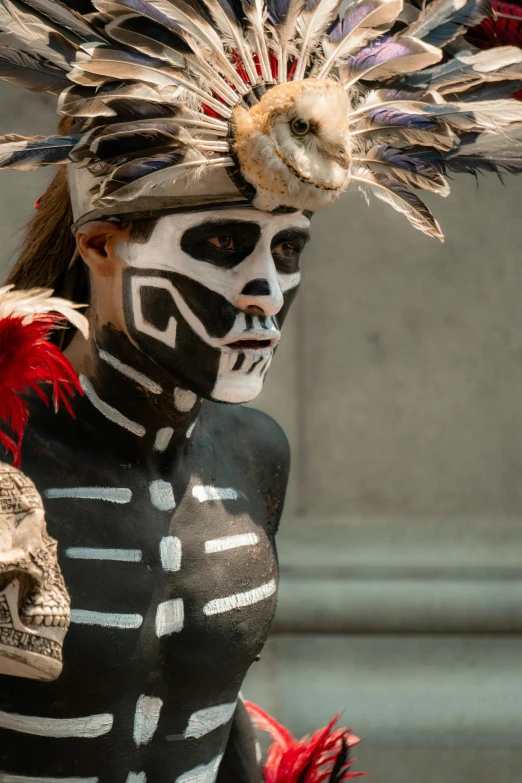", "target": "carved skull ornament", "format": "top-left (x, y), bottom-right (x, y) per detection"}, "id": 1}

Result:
top-left (0, 462), bottom-right (70, 680)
